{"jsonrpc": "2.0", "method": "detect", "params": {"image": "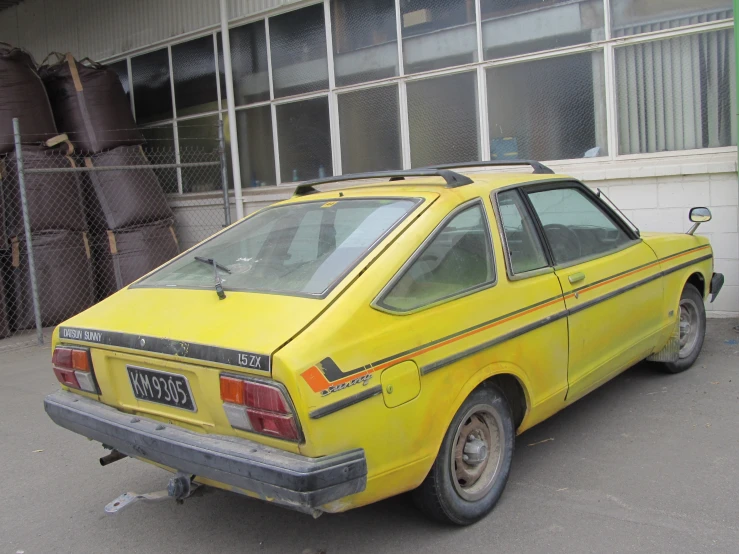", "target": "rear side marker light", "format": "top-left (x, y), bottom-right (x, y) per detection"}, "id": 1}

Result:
top-left (220, 375), bottom-right (300, 441)
top-left (52, 346), bottom-right (99, 394)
